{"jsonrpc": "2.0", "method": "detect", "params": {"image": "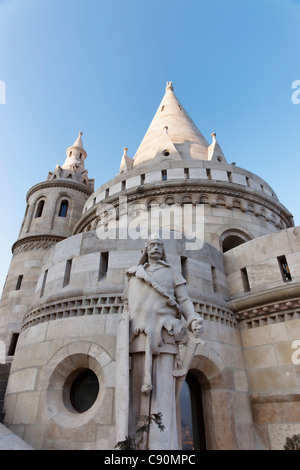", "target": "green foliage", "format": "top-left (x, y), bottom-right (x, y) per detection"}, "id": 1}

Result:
top-left (115, 412), bottom-right (165, 450)
top-left (284, 434), bottom-right (300, 450)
